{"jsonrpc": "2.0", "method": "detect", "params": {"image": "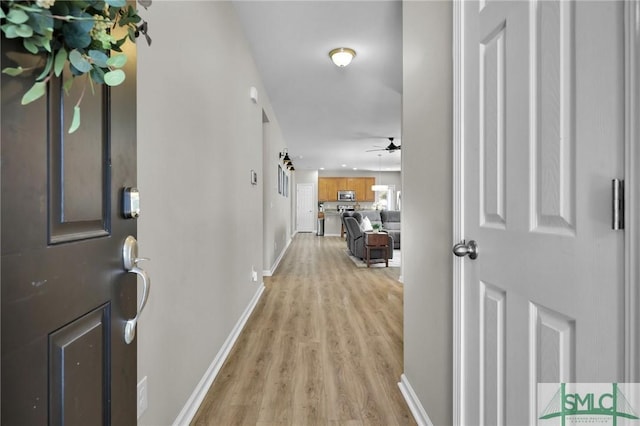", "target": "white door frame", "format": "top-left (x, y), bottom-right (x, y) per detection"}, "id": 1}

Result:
top-left (623, 0), bottom-right (640, 382)
top-left (451, 0), bottom-right (640, 423)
